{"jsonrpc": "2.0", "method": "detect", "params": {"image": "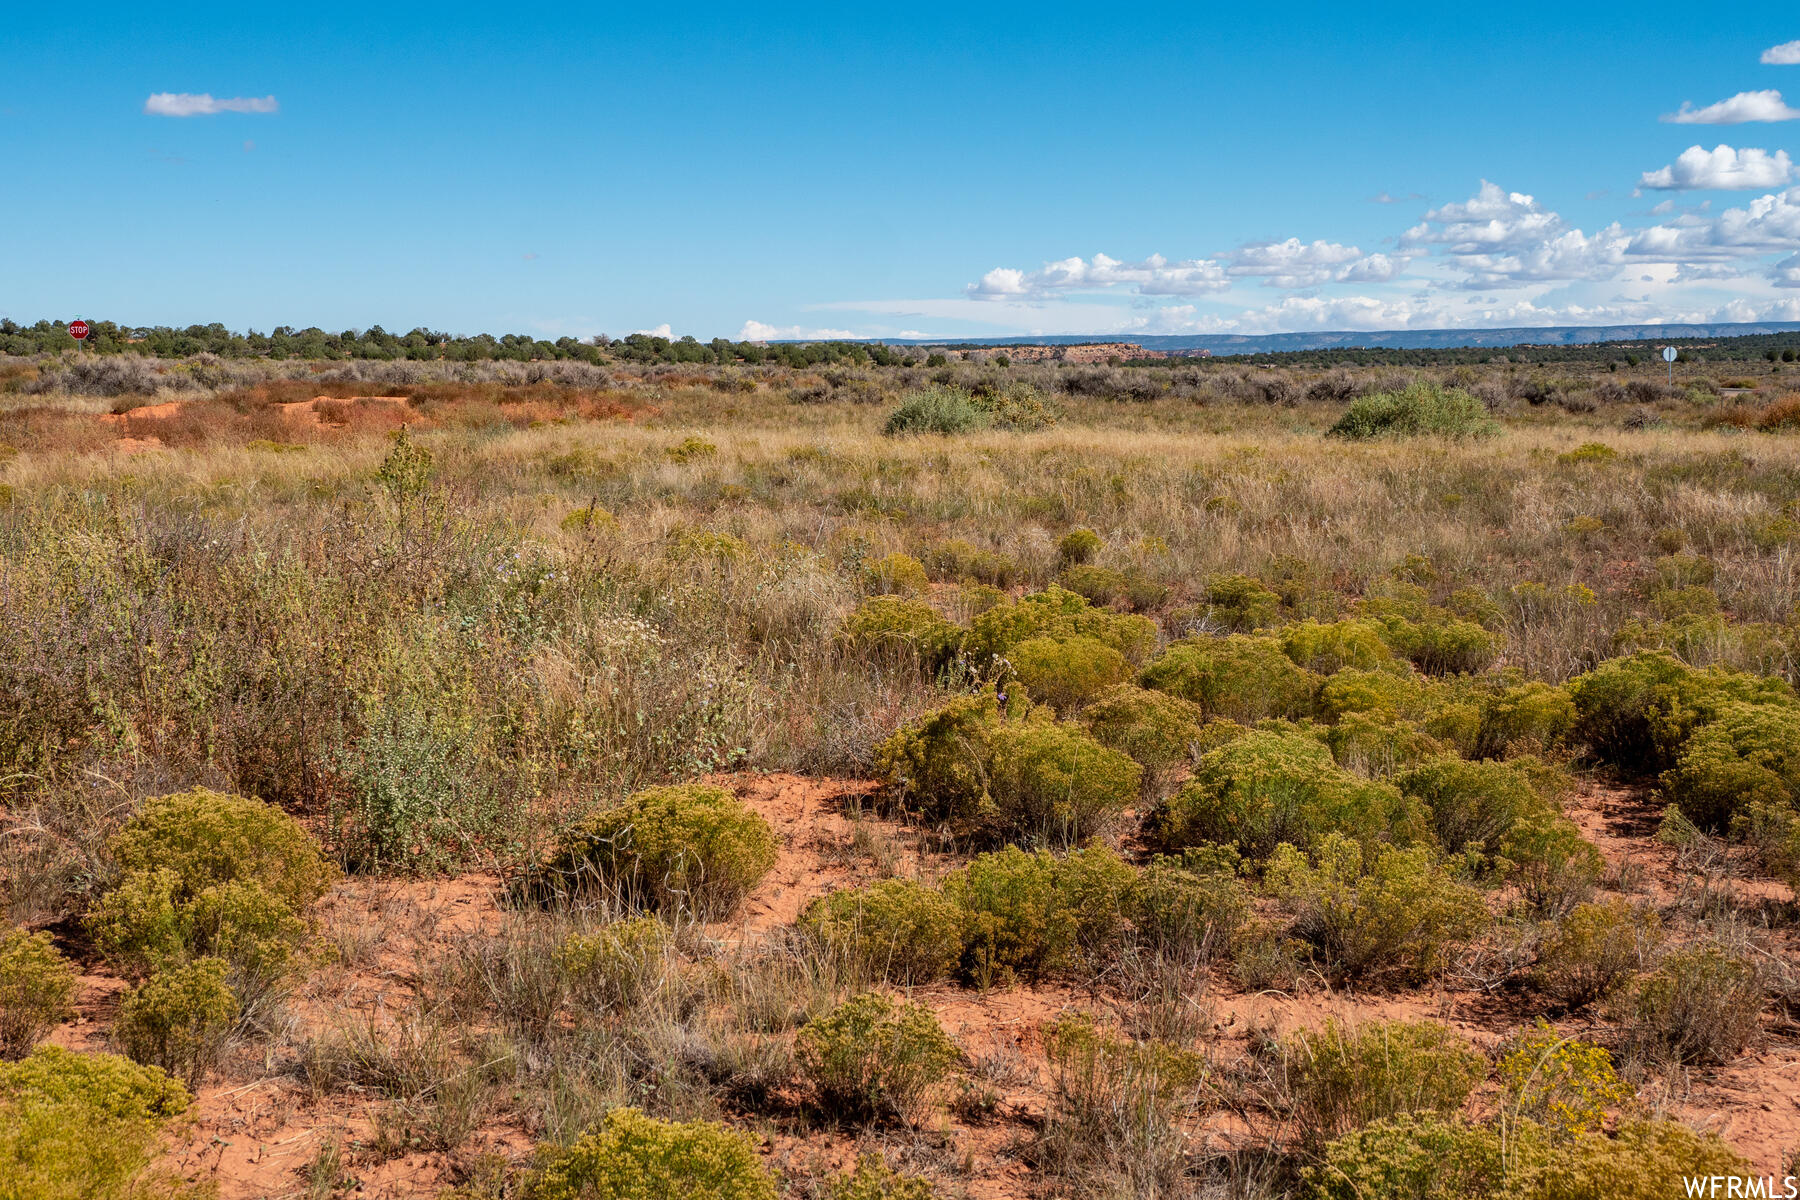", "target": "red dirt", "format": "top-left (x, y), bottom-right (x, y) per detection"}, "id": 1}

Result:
top-left (37, 773), bottom-right (1800, 1197)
